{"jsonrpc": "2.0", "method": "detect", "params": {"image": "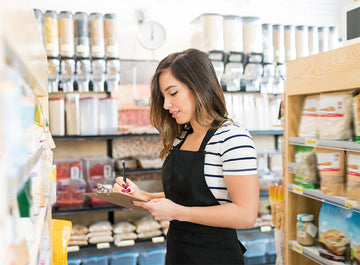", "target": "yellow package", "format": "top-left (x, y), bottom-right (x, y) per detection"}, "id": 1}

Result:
top-left (52, 219), bottom-right (72, 265)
